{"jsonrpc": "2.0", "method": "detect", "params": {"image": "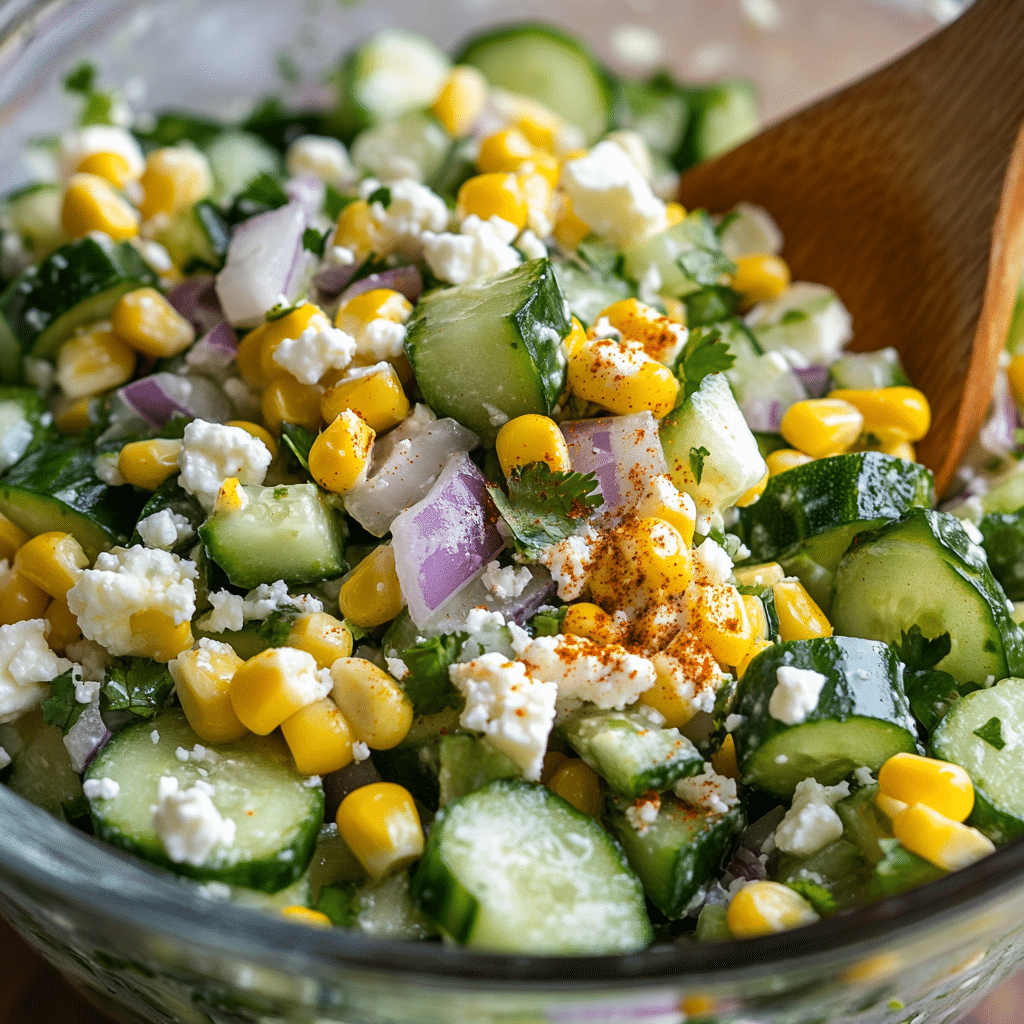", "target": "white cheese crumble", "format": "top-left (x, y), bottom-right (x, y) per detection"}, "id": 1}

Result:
top-left (769, 665), bottom-right (828, 725)
top-left (481, 560), bottom-right (532, 600)
top-left (242, 579), bottom-right (322, 619)
top-left (352, 741), bottom-right (371, 763)
top-left (59, 124), bottom-right (145, 180)
top-left (177, 419), bottom-right (272, 510)
top-left (272, 314), bottom-right (357, 385)
top-left (136, 509), bottom-right (194, 550)
top-left (94, 452), bottom-right (126, 486)
top-left (151, 775), bottom-right (236, 867)
top-left (422, 214), bottom-right (522, 285)
top-left (774, 778), bottom-right (850, 856)
top-left (0, 619), bottom-right (72, 724)
top-left (534, 524), bottom-right (599, 600)
top-left (693, 537), bottom-right (734, 586)
top-left (204, 590), bottom-right (245, 633)
top-left (516, 228), bottom-right (548, 261)
top-left (625, 792), bottom-right (661, 835)
top-left (853, 766), bottom-right (877, 788)
top-left (675, 762), bottom-right (740, 814)
top-left (82, 777), bottom-right (120, 801)
top-left (285, 135), bottom-right (355, 187)
top-left (724, 713), bottom-right (746, 733)
top-left (366, 177), bottom-right (449, 260)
